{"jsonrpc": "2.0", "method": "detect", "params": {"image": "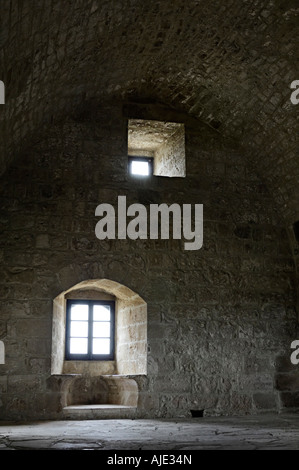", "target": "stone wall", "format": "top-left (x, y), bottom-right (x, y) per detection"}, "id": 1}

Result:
top-left (155, 124), bottom-right (185, 177)
top-left (117, 300), bottom-right (147, 375)
top-left (0, 101), bottom-right (297, 420)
